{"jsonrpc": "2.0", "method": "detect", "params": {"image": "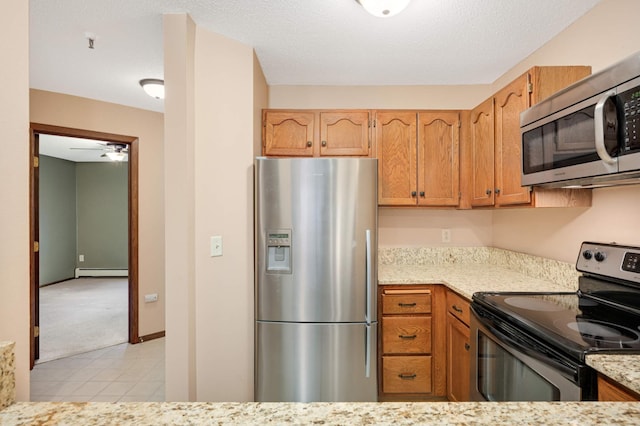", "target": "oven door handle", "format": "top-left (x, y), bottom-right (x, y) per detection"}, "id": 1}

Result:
top-left (476, 310), bottom-right (580, 381)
